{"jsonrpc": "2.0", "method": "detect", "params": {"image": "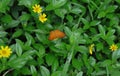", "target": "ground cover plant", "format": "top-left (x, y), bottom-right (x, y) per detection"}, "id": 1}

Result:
top-left (0, 0), bottom-right (120, 76)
